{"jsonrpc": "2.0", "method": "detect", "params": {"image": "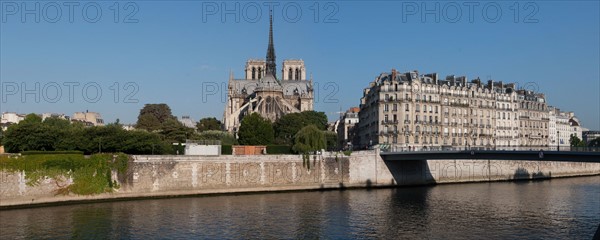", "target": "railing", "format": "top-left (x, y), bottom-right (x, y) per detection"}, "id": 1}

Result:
top-left (381, 146), bottom-right (600, 153)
